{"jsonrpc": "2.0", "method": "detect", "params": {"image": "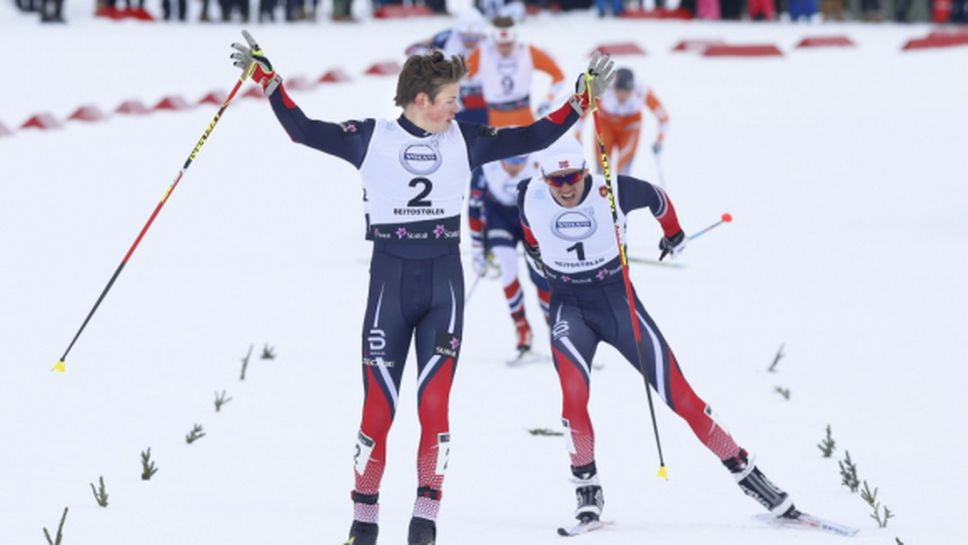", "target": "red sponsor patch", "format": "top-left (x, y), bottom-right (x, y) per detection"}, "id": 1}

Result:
top-left (599, 185), bottom-right (609, 197)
